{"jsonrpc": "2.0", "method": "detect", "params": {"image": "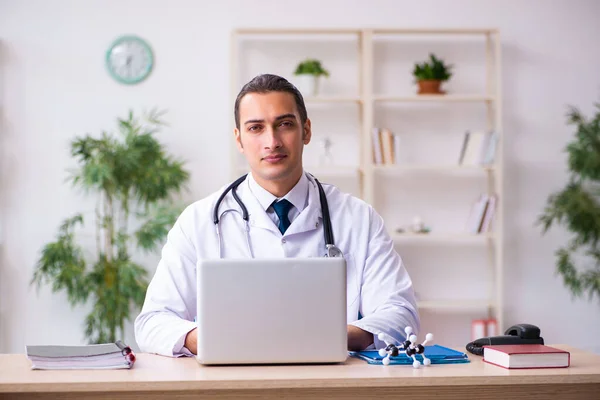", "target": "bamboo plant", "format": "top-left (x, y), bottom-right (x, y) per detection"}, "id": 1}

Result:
top-left (31, 109), bottom-right (190, 343)
top-left (538, 101), bottom-right (600, 303)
